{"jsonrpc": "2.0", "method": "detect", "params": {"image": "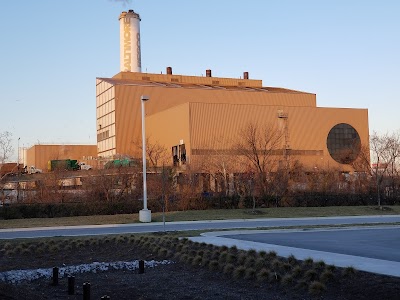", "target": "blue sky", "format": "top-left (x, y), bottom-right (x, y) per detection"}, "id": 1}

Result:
top-left (1, 0), bottom-right (399, 161)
